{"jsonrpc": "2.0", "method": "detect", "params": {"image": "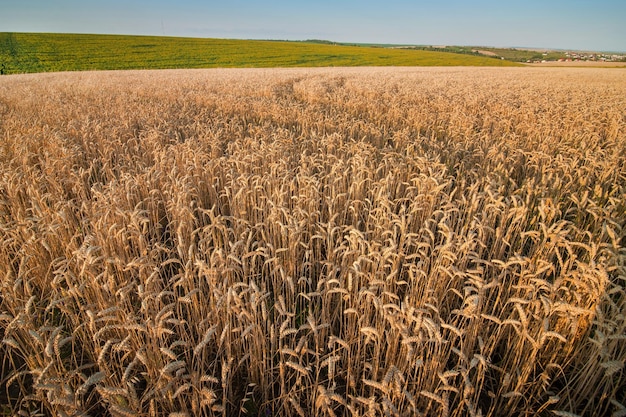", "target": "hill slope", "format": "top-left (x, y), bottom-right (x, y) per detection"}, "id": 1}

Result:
top-left (0, 32), bottom-right (520, 73)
